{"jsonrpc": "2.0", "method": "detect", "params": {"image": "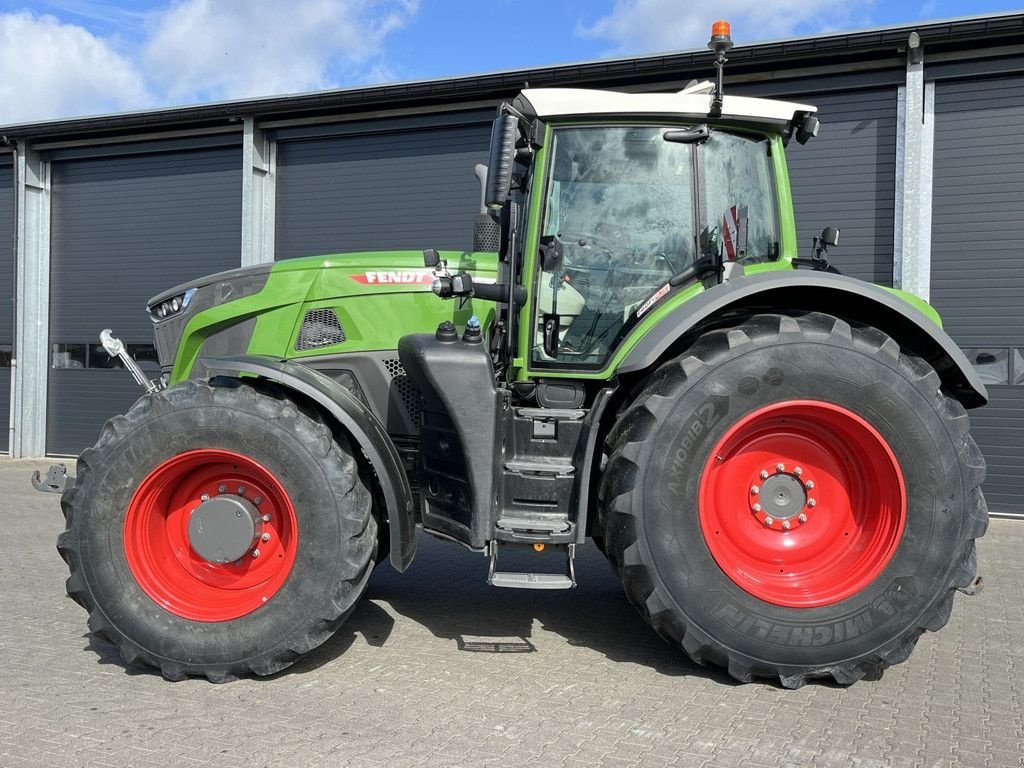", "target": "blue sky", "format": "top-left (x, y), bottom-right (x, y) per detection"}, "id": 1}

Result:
top-left (0, 0), bottom-right (1021, 123)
